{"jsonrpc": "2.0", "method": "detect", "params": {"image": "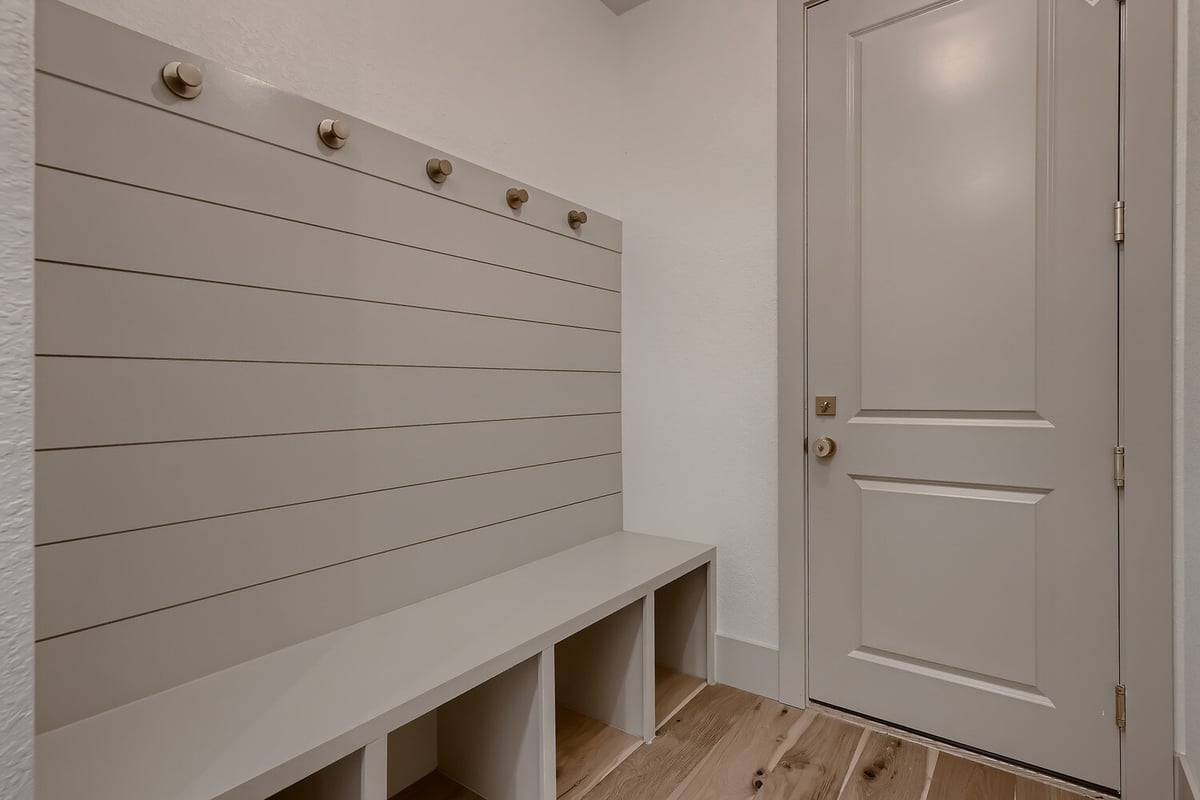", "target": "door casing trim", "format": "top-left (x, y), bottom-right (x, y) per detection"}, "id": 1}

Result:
top-left (776, 1), bottom-right (1177, 797)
